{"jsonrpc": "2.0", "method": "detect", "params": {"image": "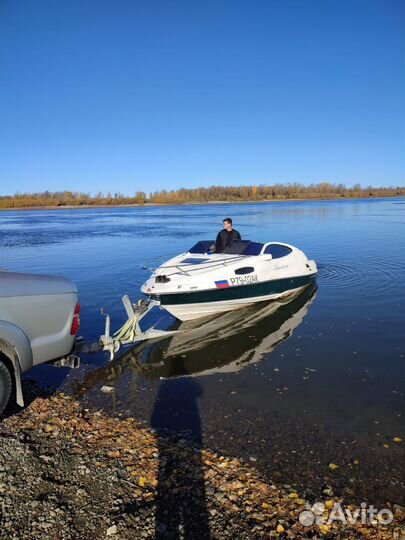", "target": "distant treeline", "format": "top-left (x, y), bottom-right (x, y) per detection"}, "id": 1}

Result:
top-left (149, 183), bottom-right (404, 203)
top-left (0, 191), bottom-right (148, 208)
top-left (0, 183), bottom-right (404, 208)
